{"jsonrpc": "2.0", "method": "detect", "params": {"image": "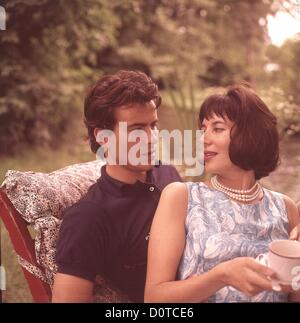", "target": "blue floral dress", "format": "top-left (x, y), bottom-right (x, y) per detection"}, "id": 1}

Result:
top-left (177, 182), bottom-right (289, 302)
